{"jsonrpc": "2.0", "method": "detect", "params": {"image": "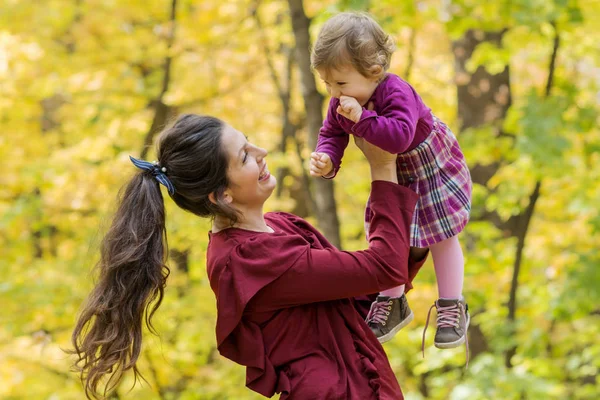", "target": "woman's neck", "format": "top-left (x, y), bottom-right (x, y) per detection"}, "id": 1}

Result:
top-left (212, 209), bottom-right (273, 233)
